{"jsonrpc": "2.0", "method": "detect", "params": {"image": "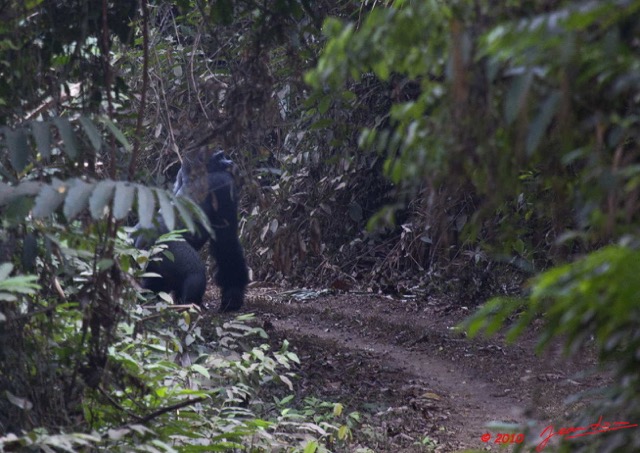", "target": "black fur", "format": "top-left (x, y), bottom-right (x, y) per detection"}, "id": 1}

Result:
top-left (134, 149), bottom-right (249, 312)
top-left (141, 240), bottom-right (206, 305)
top-left (174, 150), bottom-right (249, 312)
